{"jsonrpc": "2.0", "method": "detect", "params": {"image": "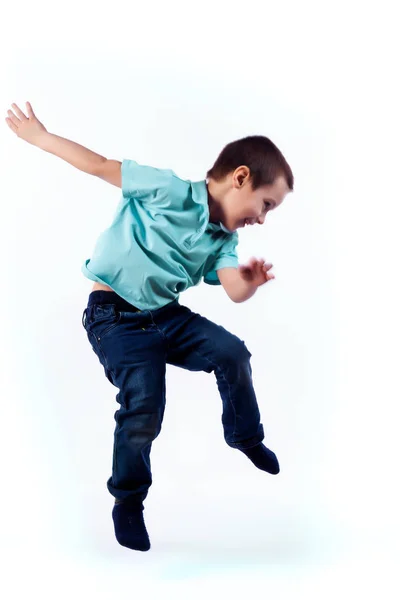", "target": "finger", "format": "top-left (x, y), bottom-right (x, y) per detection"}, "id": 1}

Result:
top-left (11, 103), bottom-right (28, 121)
top-left (26, 101), bottom-right (35, 118)
top-left (7, 110), bottom-right (20, 126)
top-left (263, 263), bottom-right (273, 271)
top-left (263, 266), bottom-right (274, 279)
top-left (247, 259), bottom-right (258, 270)
top-left (5, 117), bottom-right (18, 133)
